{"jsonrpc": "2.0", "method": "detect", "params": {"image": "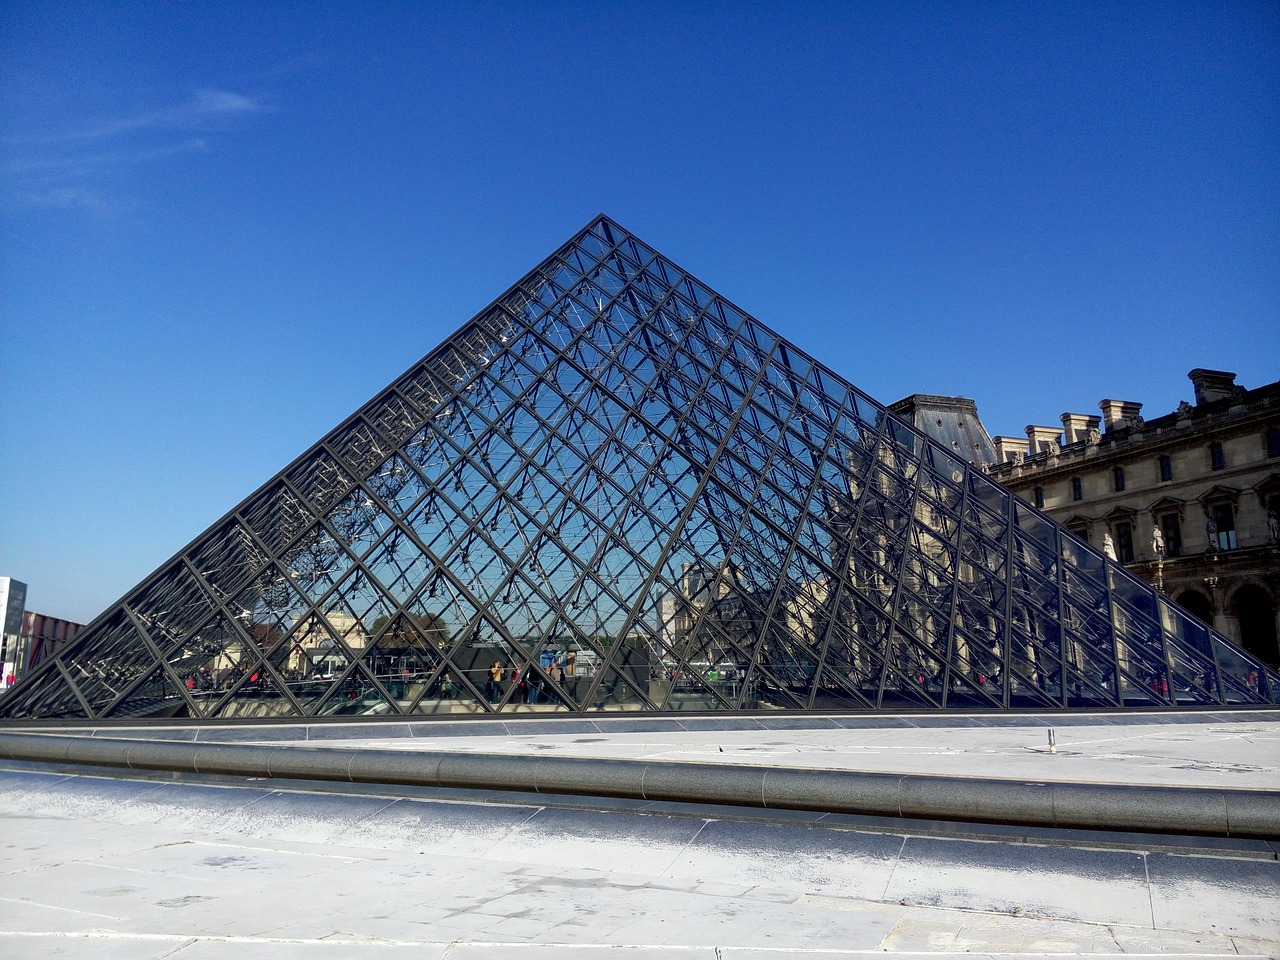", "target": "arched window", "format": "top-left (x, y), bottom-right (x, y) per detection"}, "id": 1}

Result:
top-left (1232, 584), bottom-right (1279, 668)
top-left (1176, 589), bottom-right (1214, 627)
